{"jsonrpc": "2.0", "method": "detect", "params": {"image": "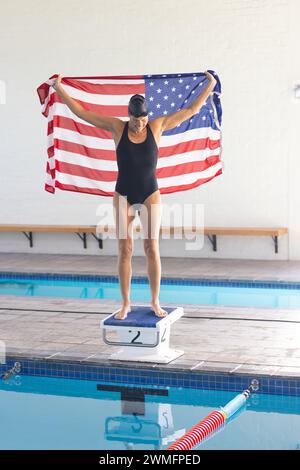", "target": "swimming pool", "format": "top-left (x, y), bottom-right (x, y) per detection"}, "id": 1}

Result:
top-left (1, 272), bottom-right (300, 309)
top-left (1, 364), bottom-right (299, 450)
